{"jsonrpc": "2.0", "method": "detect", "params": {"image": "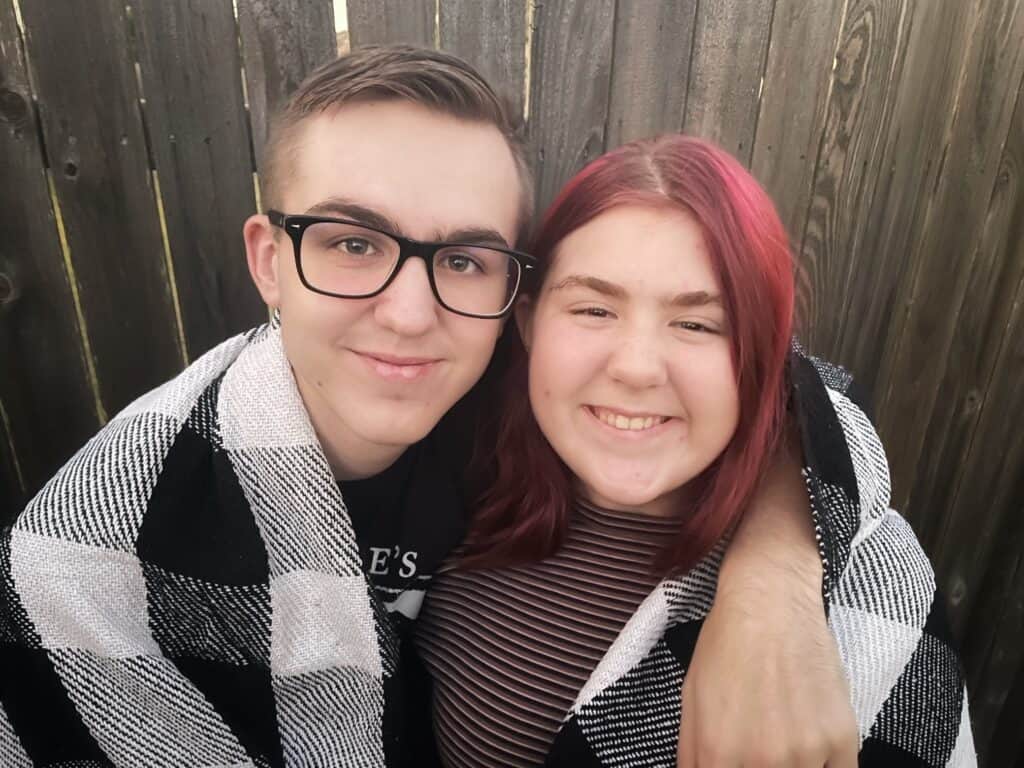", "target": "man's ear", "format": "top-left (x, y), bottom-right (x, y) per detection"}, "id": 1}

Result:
top-left (244, 213), bottom-right (281, 308)
top-left (514, 295), bottom-right (534, 350)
